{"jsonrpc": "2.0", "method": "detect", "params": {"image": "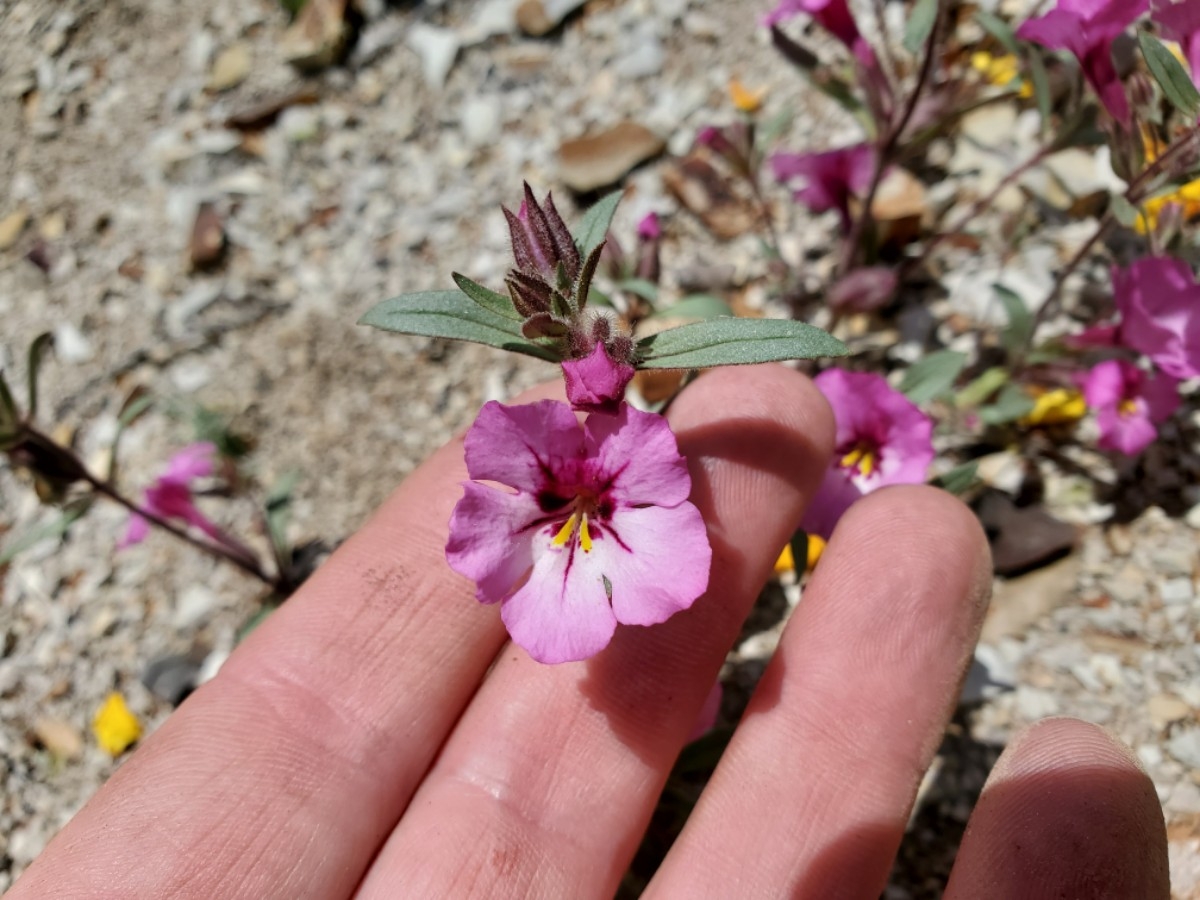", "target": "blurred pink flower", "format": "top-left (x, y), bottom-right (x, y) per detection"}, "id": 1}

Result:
top-left (119, 443), bottom-right (225, 549)
top-left (1113, 257), bottom-right (1200, 378)
top-left (764, 0), bottom-right (874, 65)
top-left (802, 369), bottom-right (935, 538)
top-left (562, 342), bottom-right (635, 414)
top-left (636, 212), bottom-right (662, 242)
top-left (1083, 359), bottom-right (1180, 454)
top-left (446, 400), bottom-right (711, 664)
top-left (771, 144), bottom-right (876, 231)
top-left (1017, 0), bottom-right (1149, 125)
top-left (1155, 0), bottom-right (1200, 88)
